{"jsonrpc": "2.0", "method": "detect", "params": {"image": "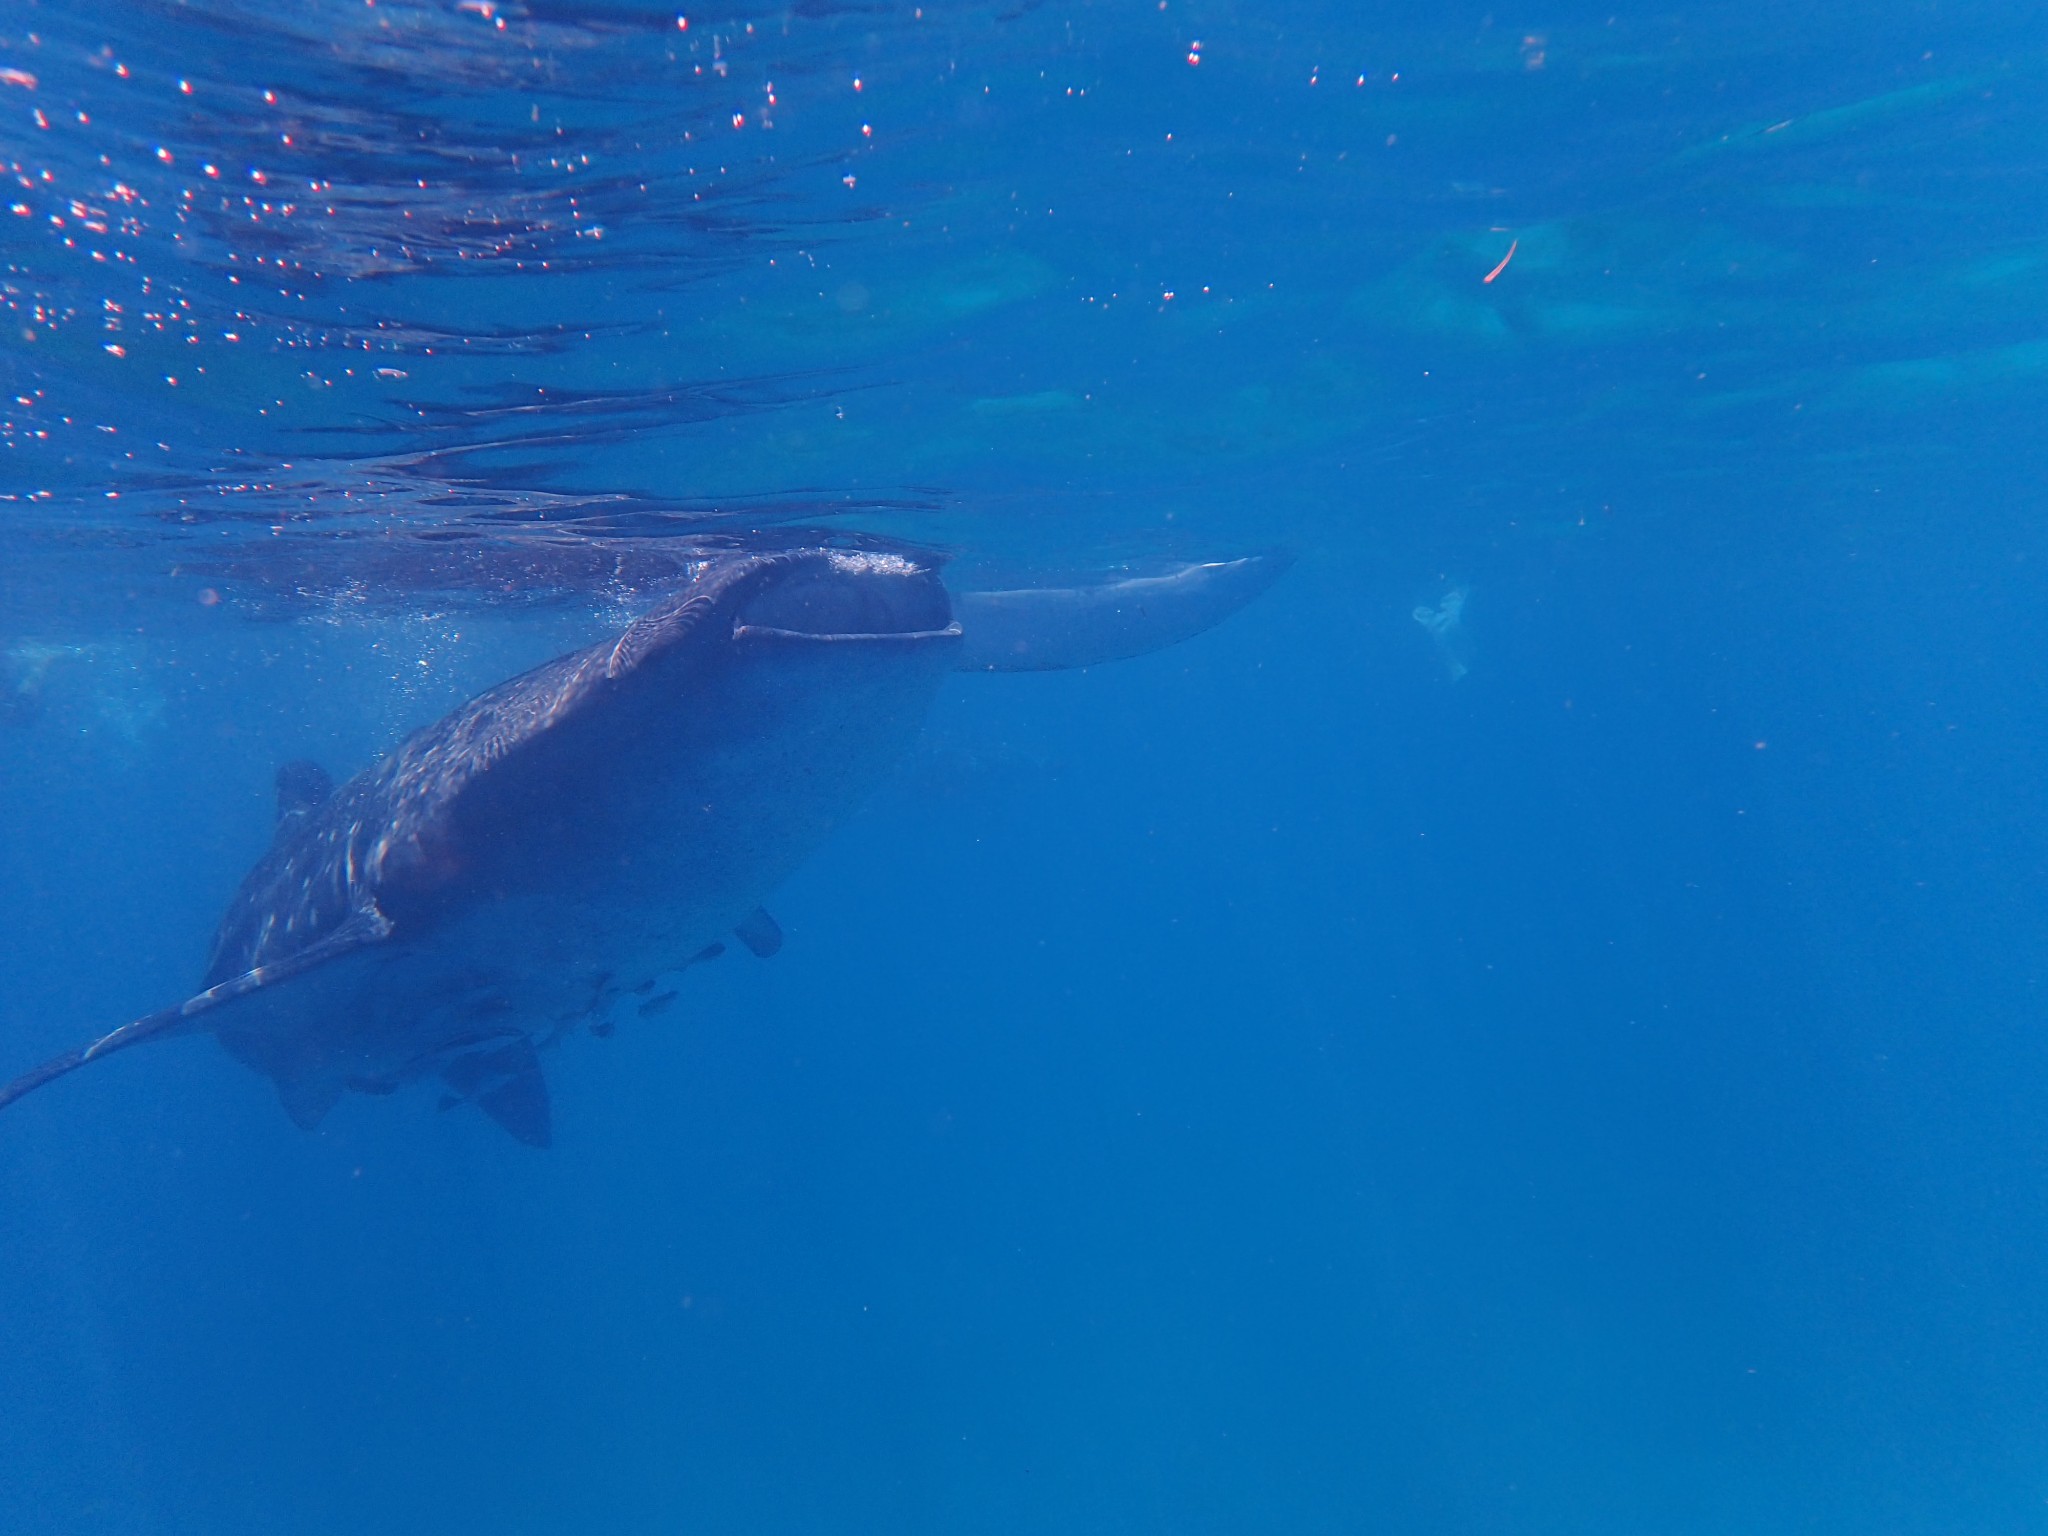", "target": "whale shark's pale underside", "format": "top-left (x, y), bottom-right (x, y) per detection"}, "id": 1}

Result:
top-left (0, 547), bottom-right (1282, 1145)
